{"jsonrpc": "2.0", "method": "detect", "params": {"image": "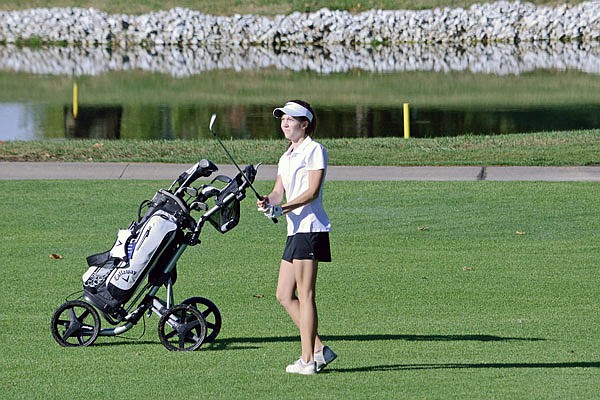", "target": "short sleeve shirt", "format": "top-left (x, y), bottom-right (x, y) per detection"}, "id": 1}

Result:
top-left (277, 136), bottom-right (331, 236)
